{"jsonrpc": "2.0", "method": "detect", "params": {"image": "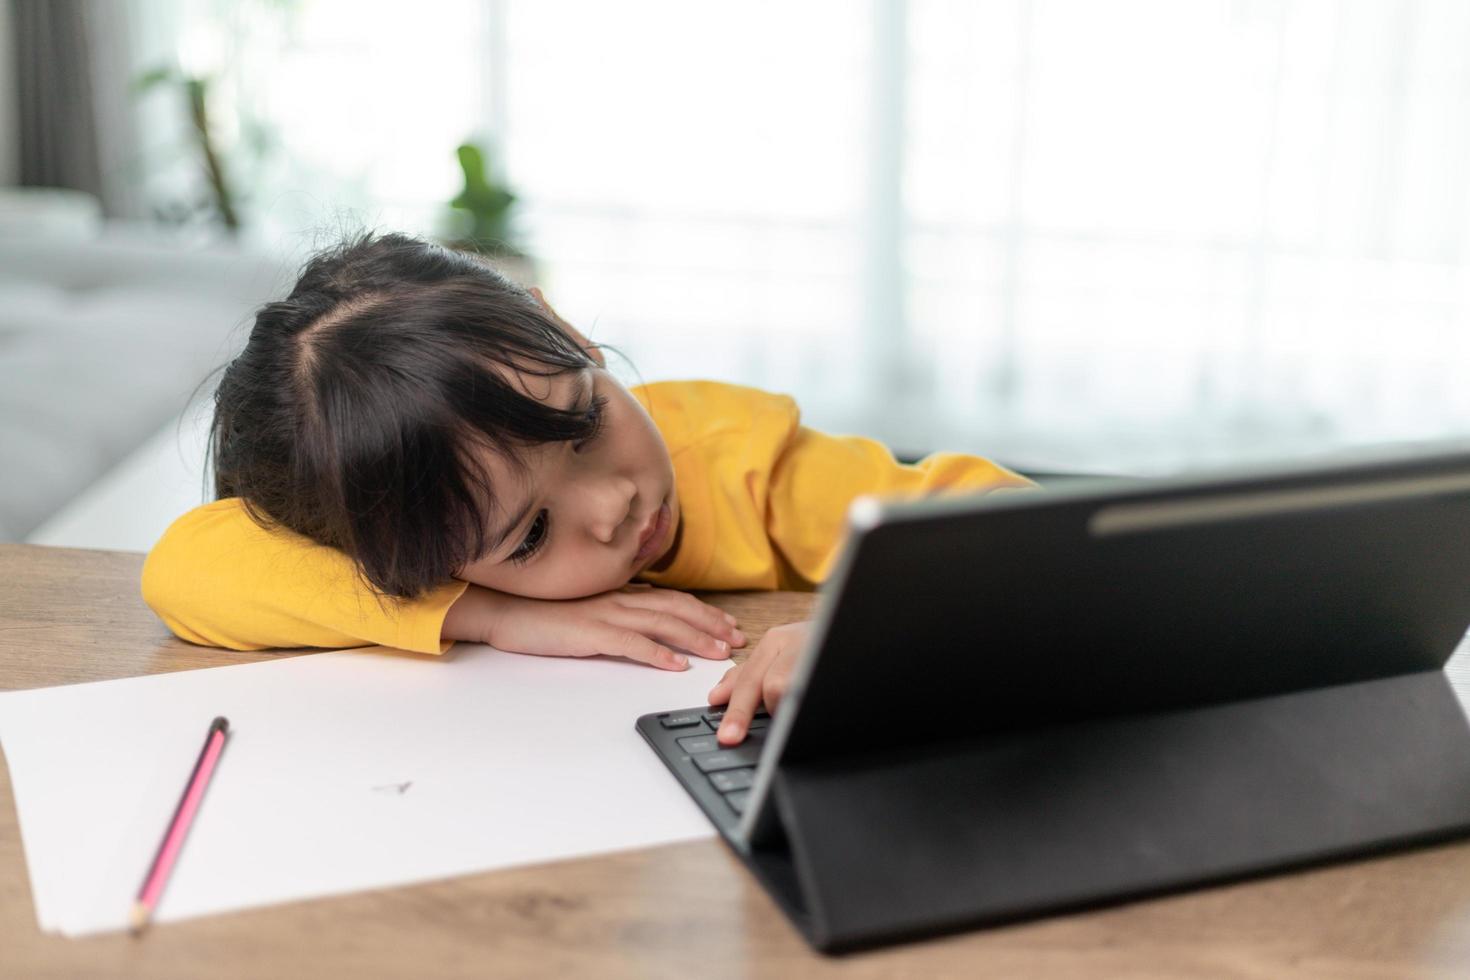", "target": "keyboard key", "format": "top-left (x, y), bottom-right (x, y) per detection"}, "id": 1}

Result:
top-left (709, 768), bottom-right (754, 792)
top-left (659, 711), bottom-right (703, 729)
top-left (694, 744), bottom-right (763, 772)
top-left (725, 789), bottom-right (751, 814)
top-left (677, 734), bottom-right (719, 754)
top-left (704, 708), bottom-right (772, 732)
top-left (747, 716), bottom-right (770, 732)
